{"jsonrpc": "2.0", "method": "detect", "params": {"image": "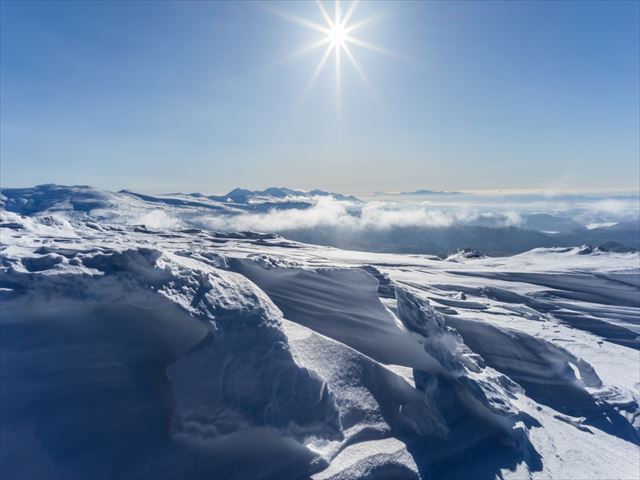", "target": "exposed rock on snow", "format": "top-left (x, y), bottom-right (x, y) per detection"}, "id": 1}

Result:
top-left (445, 248), bottom-right (485, 261)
